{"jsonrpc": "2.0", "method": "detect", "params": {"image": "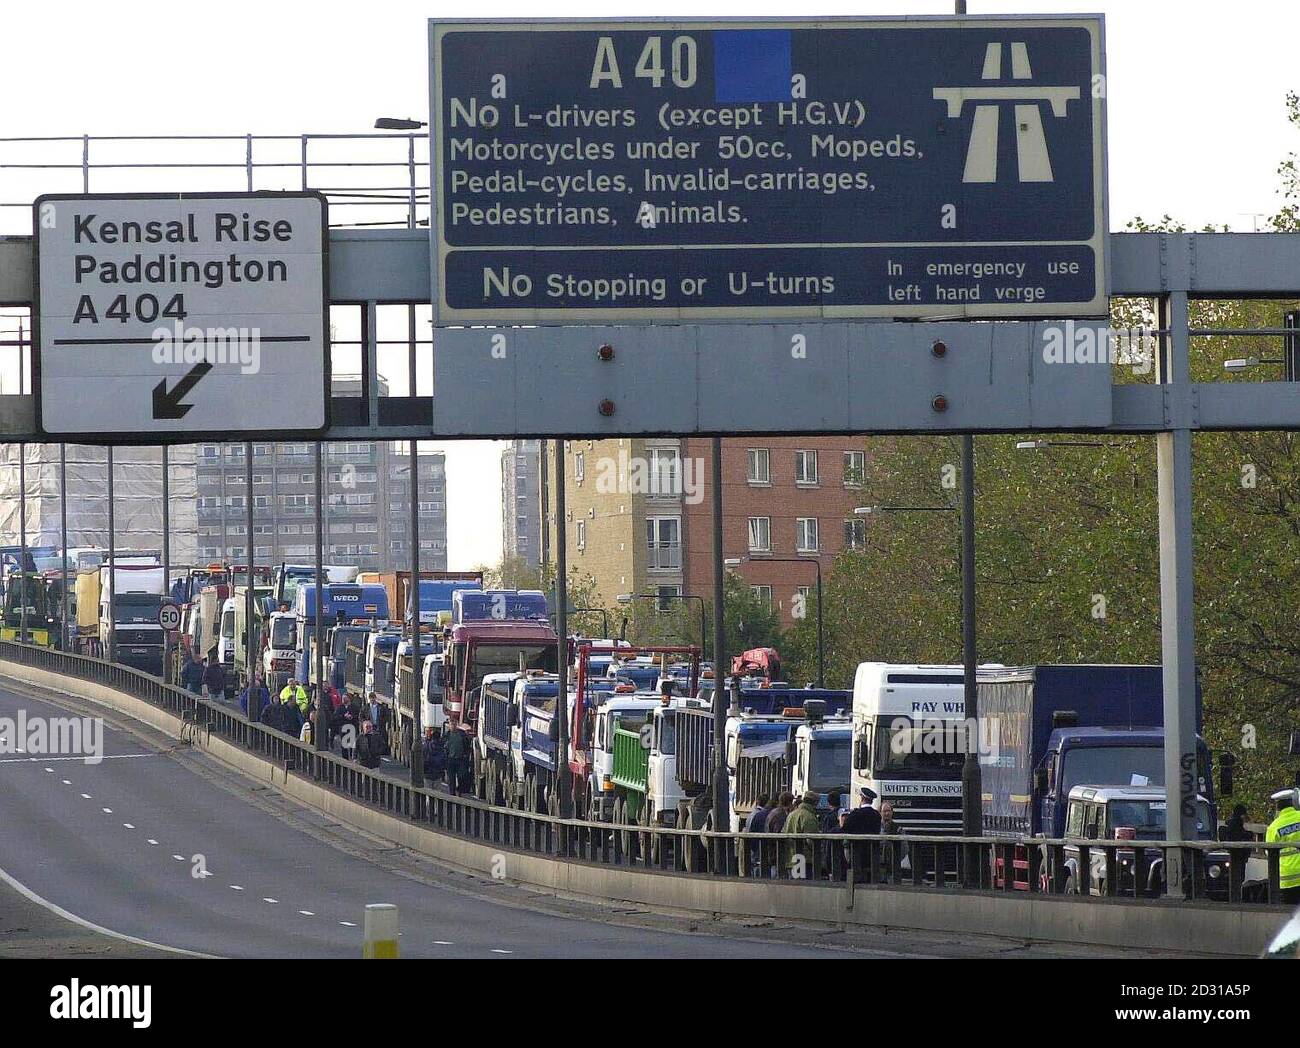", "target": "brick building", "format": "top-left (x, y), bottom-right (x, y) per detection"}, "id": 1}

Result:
top-left (546, 437), bottom-right (866, 627)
